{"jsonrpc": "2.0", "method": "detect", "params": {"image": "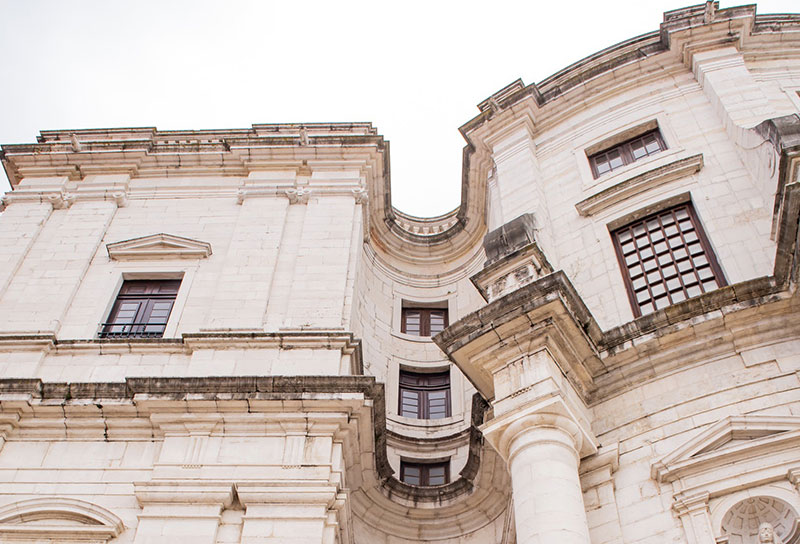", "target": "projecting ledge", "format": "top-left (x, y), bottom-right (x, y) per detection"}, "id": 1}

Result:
top-left (575, 154), bottom-right (703, 217)
top-left (434, 271), bottom-right (603, 404)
